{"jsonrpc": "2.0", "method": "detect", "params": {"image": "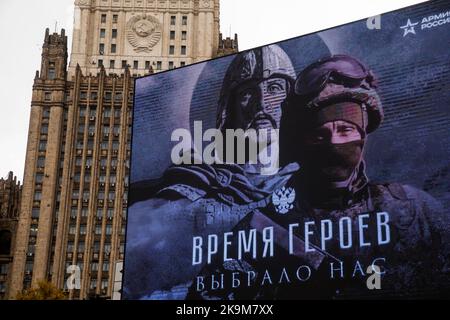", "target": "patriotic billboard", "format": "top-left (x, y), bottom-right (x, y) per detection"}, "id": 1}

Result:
top-left (123, 0), bottom-right (450, 300)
